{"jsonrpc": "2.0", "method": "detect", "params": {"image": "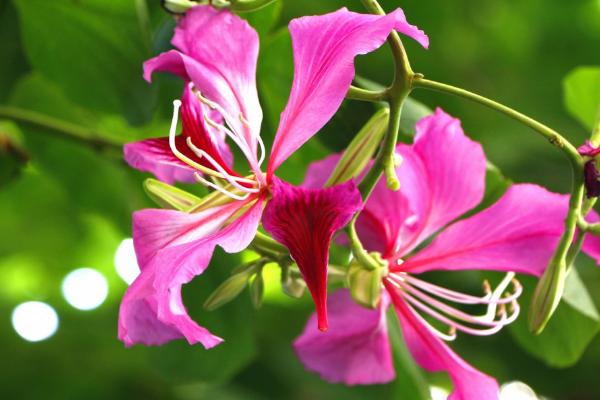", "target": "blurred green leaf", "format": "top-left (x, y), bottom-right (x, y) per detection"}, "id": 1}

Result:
top-left (14, 0), bottom-right (156, 124)
top-left (243, 0), bottom-right (282, 38)
top-left (509, 270), bottom-right (600, 368)
top-left (0, 0), bottom-right (28, 103)
top-left (563, 66), bottom-right (600, 131)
